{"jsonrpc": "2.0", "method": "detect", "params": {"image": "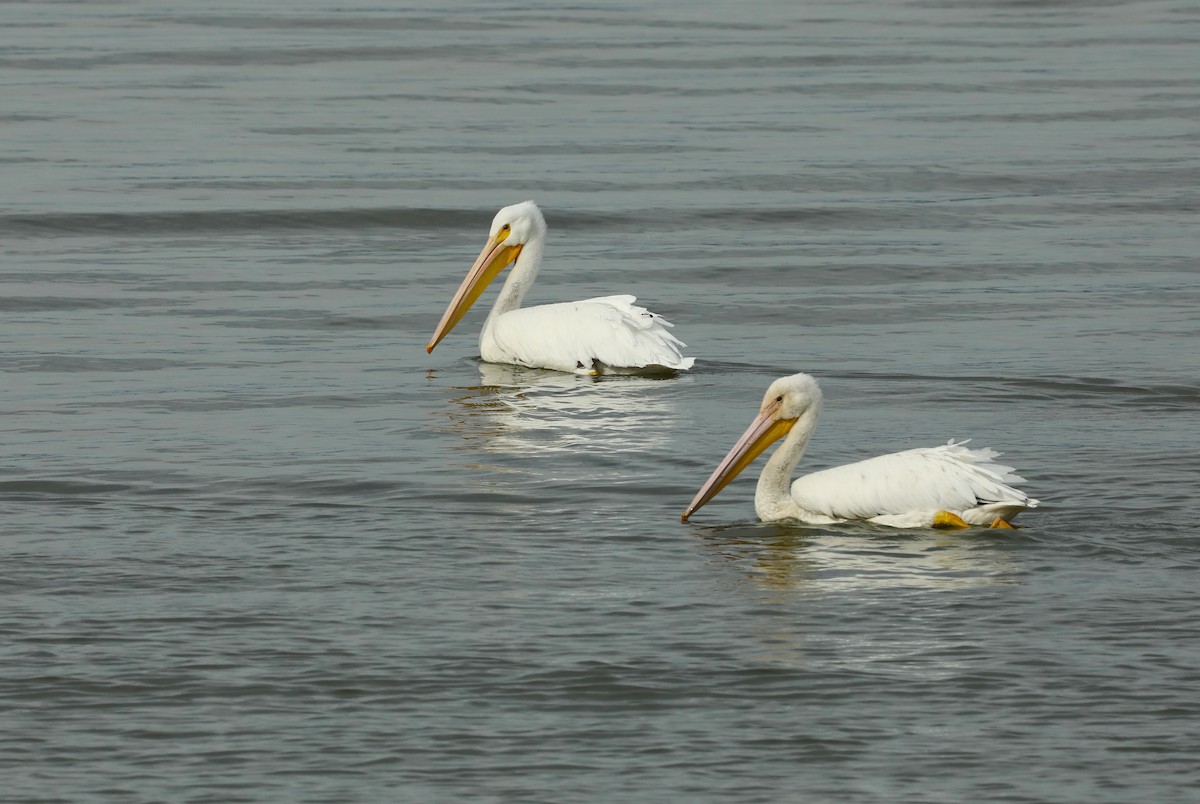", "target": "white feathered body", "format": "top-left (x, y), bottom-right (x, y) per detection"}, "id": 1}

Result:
top-left (763, 439), bottom-right (1037, 527)
top-left (481, 294), bottom-right (694, 375)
